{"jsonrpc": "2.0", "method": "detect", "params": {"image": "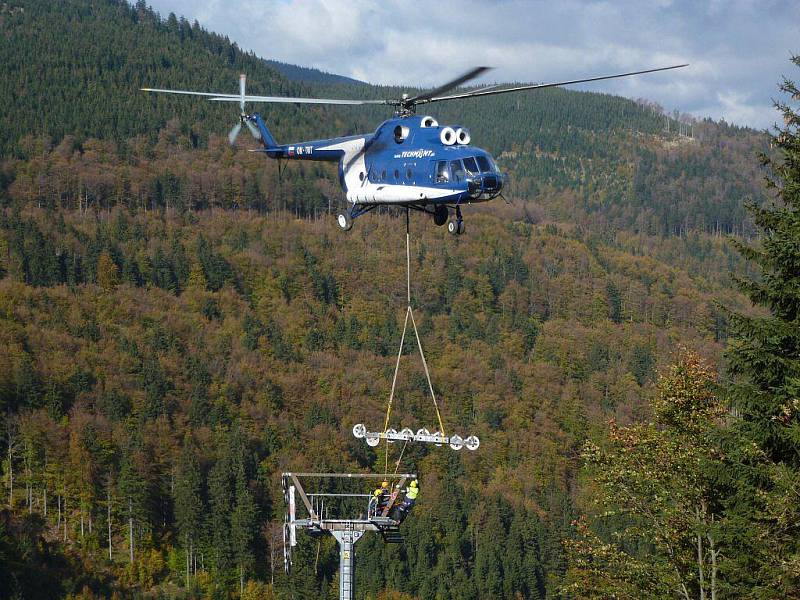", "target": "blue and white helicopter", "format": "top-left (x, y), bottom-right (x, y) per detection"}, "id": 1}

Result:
top-left (143, 64), bottom-right (686, 234)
